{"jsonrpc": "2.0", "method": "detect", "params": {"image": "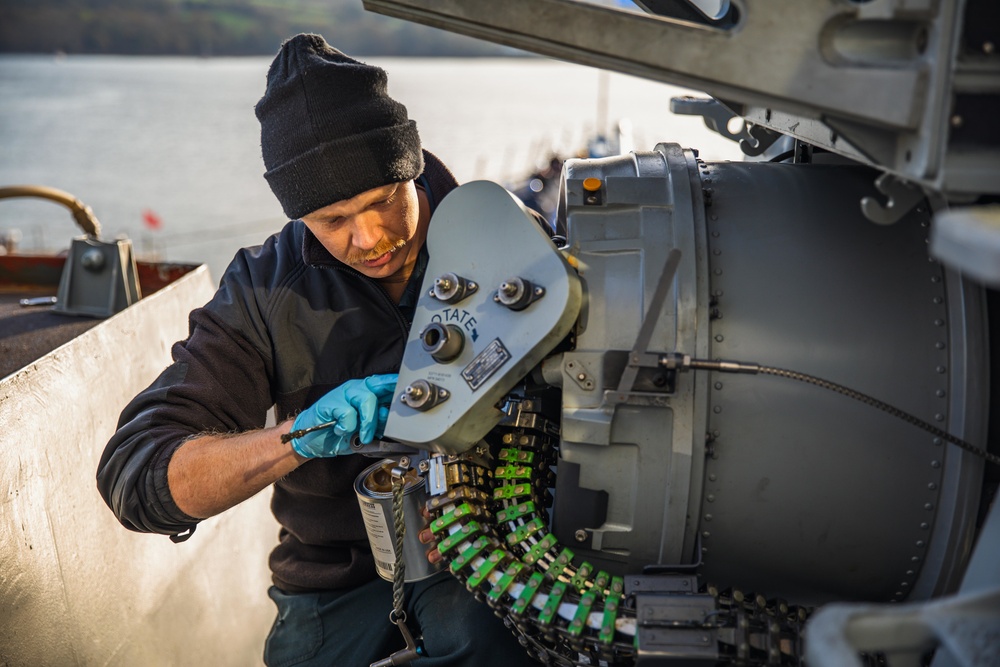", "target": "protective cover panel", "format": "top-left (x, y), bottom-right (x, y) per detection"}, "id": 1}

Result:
top-left (385, 180), bottom-right (581, 453)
